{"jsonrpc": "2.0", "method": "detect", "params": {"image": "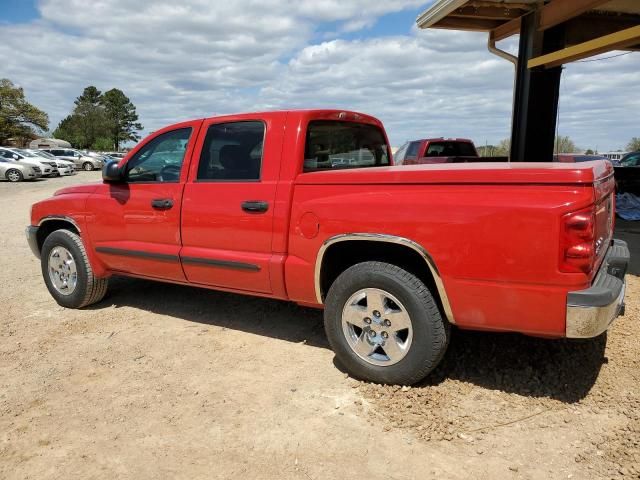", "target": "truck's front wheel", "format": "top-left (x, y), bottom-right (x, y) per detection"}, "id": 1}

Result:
top-left (41, 229), bottom-right (108, 308)
top-left (324, 261), bottom-right (449, 385)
